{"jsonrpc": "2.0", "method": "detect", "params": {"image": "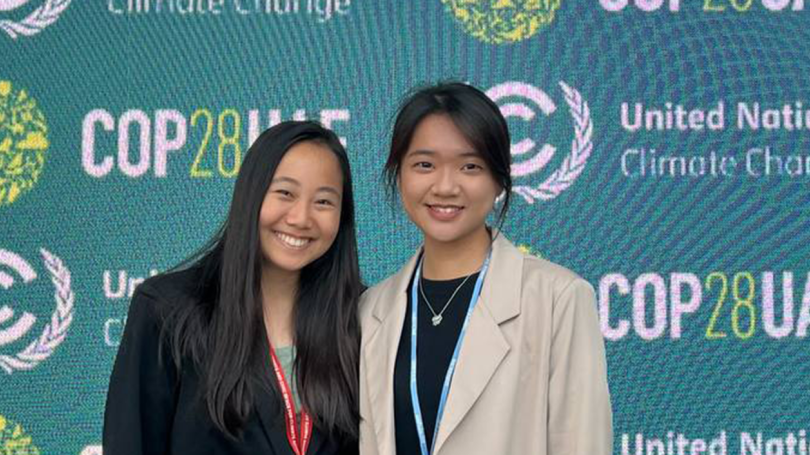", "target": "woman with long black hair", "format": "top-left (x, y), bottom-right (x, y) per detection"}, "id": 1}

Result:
top-left (104, 121), bottom-right (361, 455)
top-left (359, 83), bottom-right (612, 455)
